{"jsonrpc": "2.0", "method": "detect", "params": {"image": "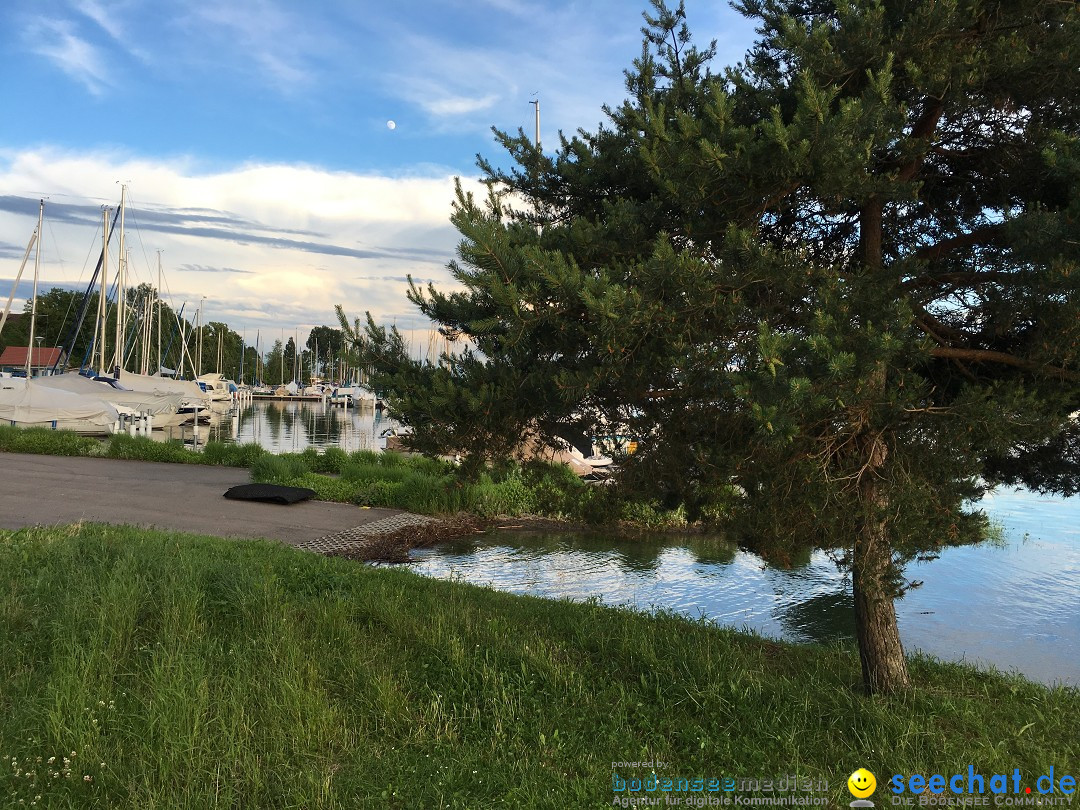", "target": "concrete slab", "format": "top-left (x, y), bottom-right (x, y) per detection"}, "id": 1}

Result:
top-left (0, 452), bottom-right (400, 546)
